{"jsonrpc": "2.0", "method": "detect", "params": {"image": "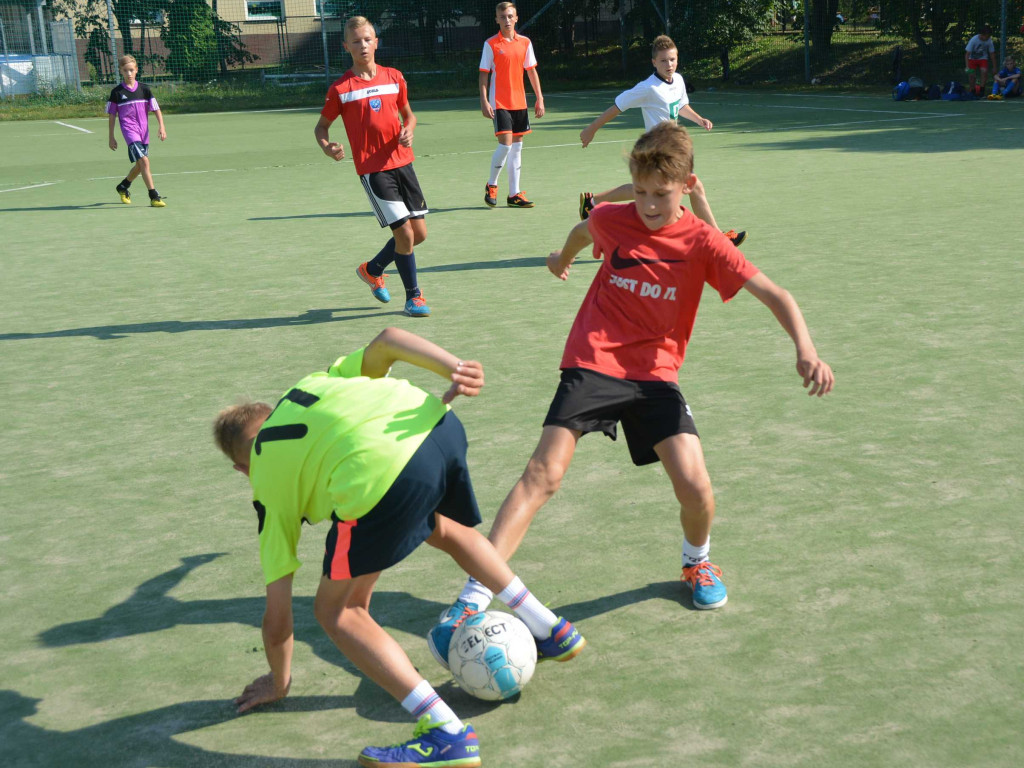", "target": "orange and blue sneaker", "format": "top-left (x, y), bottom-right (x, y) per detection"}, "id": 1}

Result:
top-left (358, 716), bottom-right (481, 768)
top-left (506, 191), bottom-right (534, 208)
top-left (579, 192), bottom-right (595, 220)
top-left (723, 229), bottom-right (746, 247)
top-left (681, 561), bottom-right (728, 610)
top-left (483, 183), bottom-right (498, 207)
top-left (404, 294), bottom-right (431, 317)
top-left (427, 600), bottom-right (479, 669)
top-left (536, 617), bottom-right (586, 662)
top-left (357, 262), bottom-right (391, 303)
